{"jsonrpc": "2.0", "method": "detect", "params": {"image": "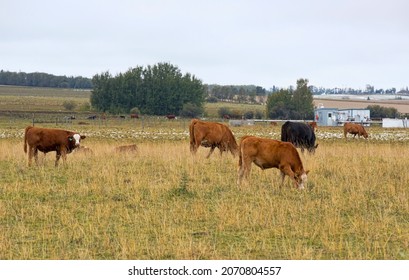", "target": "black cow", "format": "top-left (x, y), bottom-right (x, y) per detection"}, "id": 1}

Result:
top-left (281, 121), bottom-right (318, 154)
